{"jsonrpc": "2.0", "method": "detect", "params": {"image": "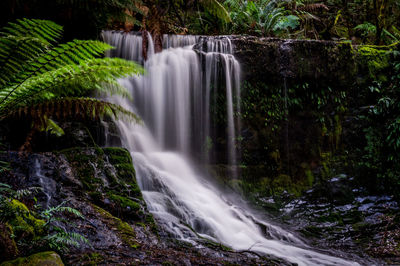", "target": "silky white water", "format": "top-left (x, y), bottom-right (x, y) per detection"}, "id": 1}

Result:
top-left (102, 31), bottom-right (360, 266)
